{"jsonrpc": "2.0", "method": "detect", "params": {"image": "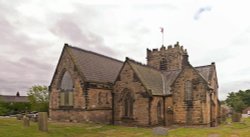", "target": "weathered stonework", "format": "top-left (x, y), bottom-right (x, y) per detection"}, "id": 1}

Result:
top-left (114, 63), bottom-right (149, 126)
top-left (147, 42), bottom-right (186, 71)
top-left (50, 46), bottom-right (112, 124)
top-left (49, 43), bottom-right (220, 127)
